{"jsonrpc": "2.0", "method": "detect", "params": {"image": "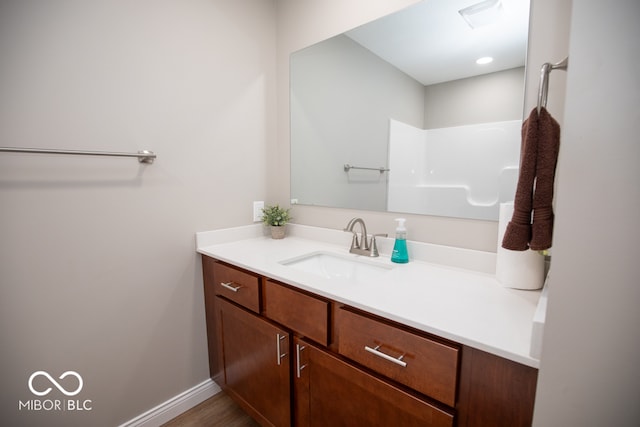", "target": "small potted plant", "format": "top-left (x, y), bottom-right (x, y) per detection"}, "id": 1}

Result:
top-left (261, 204), bottom-right (291, 239)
